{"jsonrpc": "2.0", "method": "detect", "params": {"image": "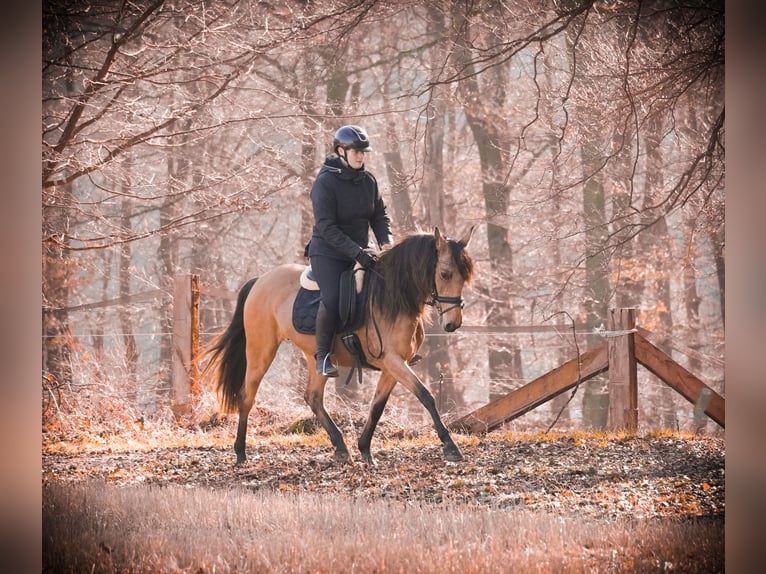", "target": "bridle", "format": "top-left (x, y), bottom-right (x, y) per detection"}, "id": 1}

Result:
top-left (368, 281), bottom-right (465, 358)
top-left (426, 244), bottom-right (466, 318)
top-left (354, 264), bottom-right (465, 382)
top-left (427, 288), bottom-right (465, 317)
